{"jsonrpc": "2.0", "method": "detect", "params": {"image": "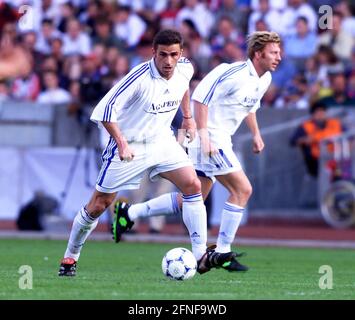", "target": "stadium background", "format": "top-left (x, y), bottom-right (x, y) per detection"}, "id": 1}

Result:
top-left (0, 0), bottom-right (355, 301)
